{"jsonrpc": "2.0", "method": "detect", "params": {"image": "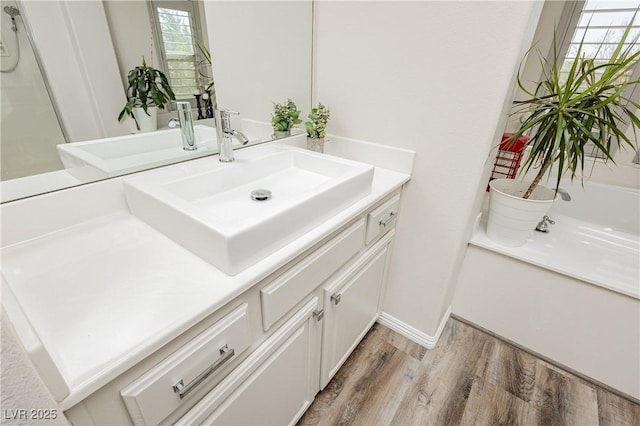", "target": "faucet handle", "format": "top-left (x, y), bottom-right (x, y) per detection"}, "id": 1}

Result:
top-left (217, 109), bottom-right (240, 118)
top-left (174, 101), bottom-right (192, 111)
top-left (215, 109), bottom-right (240, 133)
